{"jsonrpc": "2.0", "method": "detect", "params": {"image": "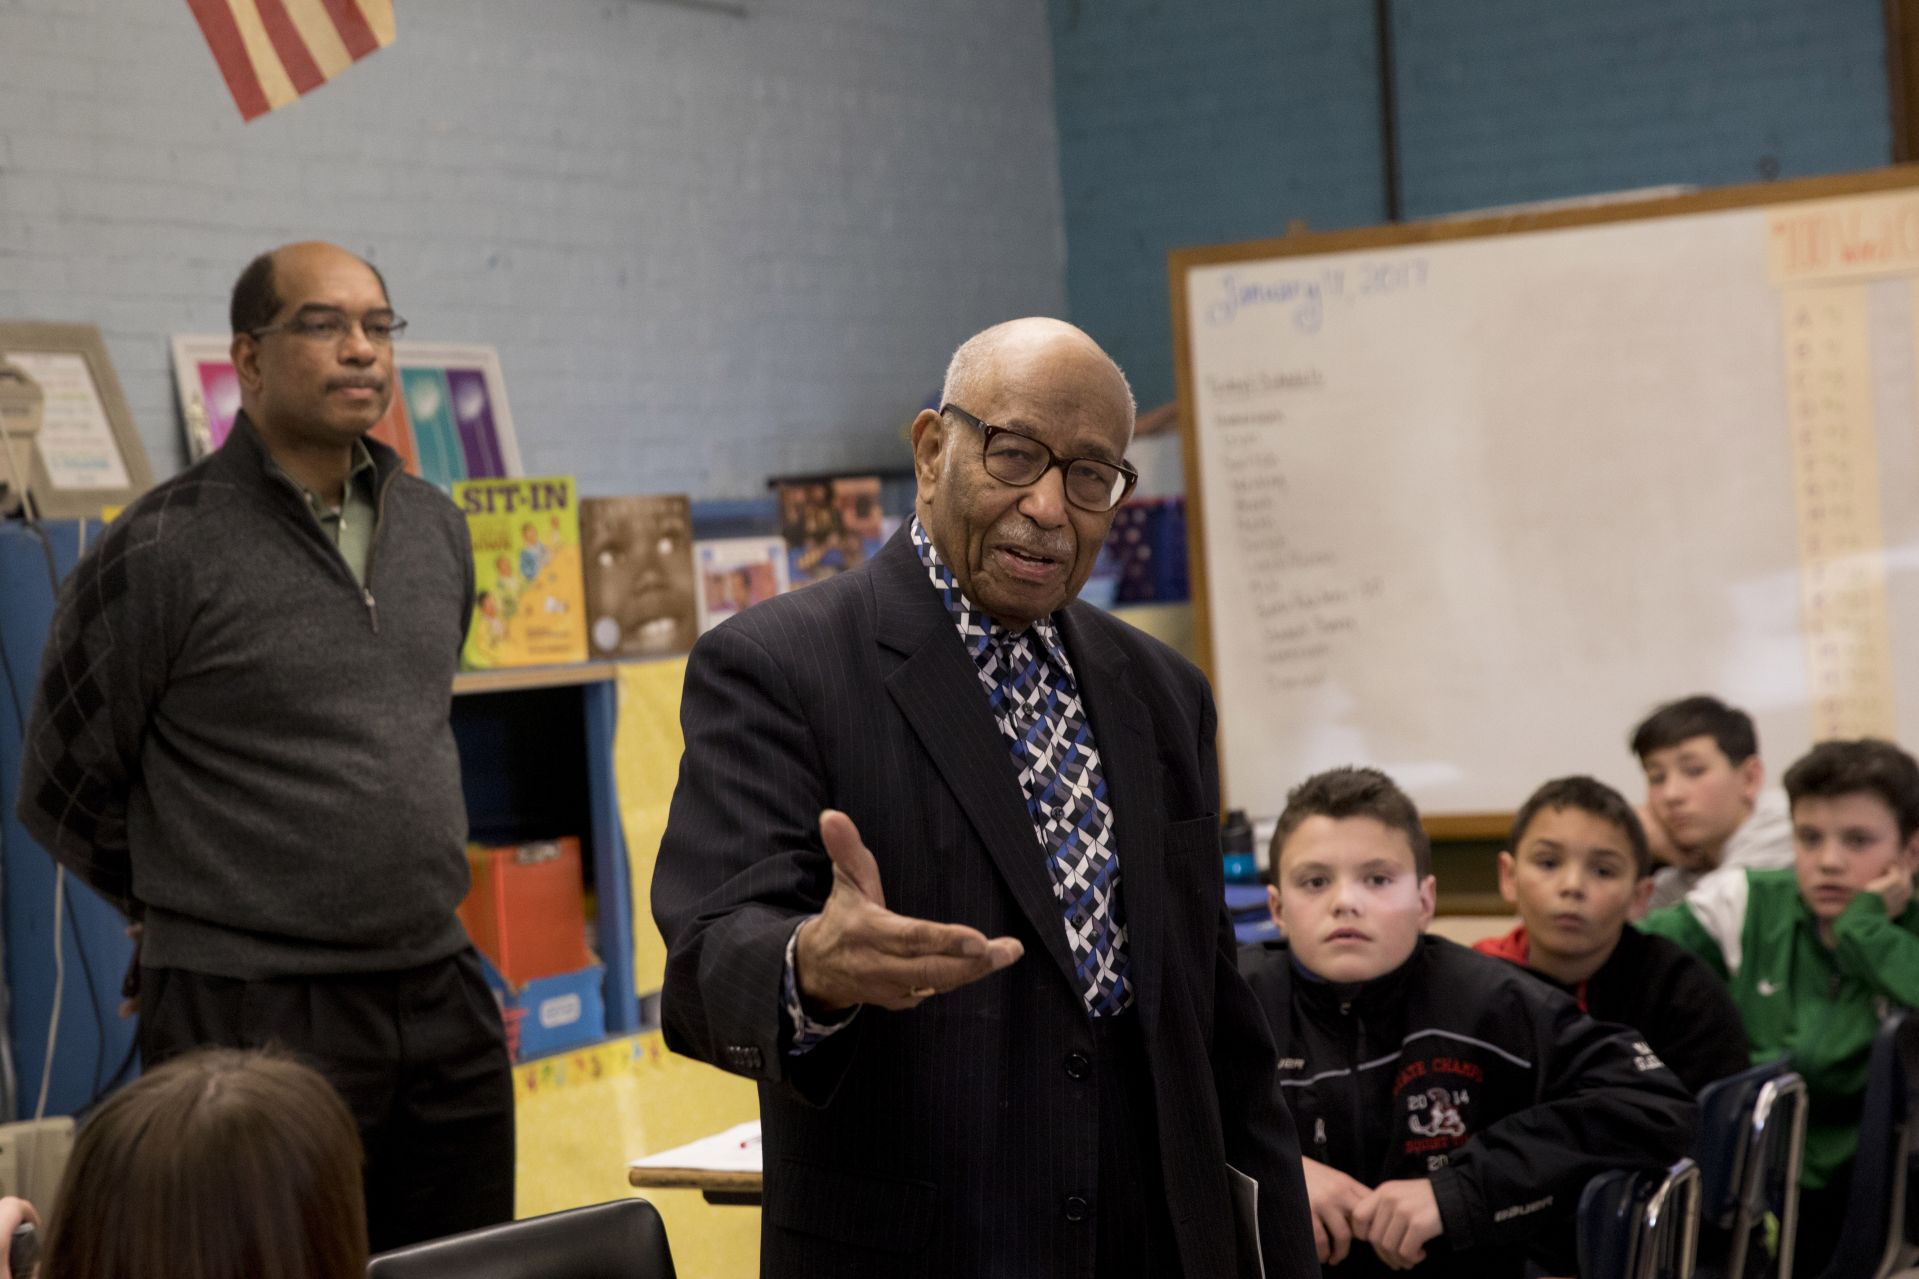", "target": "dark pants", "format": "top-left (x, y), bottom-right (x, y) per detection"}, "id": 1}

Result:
top-left (138, 947), bottom-right (516, 1254)
top-left (1792, 1163), bottom-right (1852, 1279)
top-left (1092, 1011), bottom-right (1183, 1279)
